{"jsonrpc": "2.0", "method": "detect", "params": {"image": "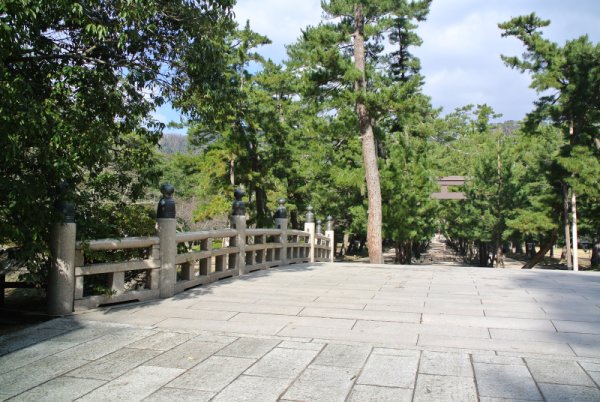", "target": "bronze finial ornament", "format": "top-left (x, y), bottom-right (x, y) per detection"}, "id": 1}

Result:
top-left (157, 183), bottom-right (176, 219)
